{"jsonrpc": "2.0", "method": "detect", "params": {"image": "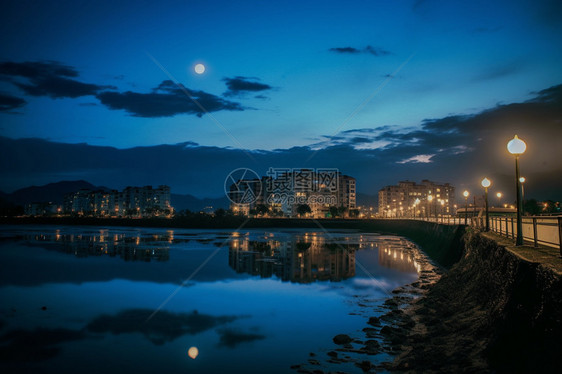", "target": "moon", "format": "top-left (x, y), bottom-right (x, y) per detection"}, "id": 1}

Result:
top-left (187, 346), bottom-right (199, 359)
top-left (194, 63), bottom-right (205, 74)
